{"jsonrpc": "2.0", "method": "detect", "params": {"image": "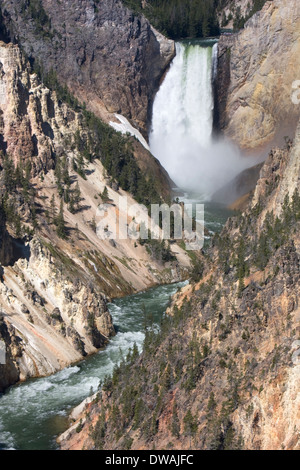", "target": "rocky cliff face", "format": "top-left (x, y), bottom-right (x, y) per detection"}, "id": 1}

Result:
top-left (0, 236), bottom-right (115, 391)
top-left (0, 316), bottom-right (20, 392)
top-left (60, 121), bottom-right (300, 450)
top-left (214, 0), bottom-right (300, 154)
top-left (217, 0), bottom-right (264, 28)
top-left (212, 162), bottom-right (264, 208)
top-left (0, 0), bottom-right (175, 137)
top-left (0, 39), bottom-right (190, 392)
top-left (0, 41), bottom-right (64, 173)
